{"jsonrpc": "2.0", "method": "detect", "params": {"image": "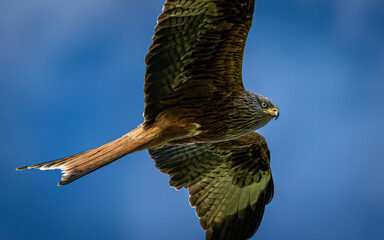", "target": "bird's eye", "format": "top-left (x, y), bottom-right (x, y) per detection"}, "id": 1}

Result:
top-left (261, 102), bottom-right (268, 108)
